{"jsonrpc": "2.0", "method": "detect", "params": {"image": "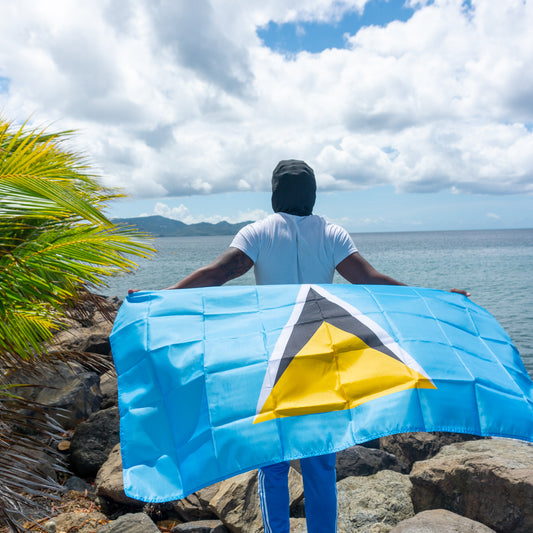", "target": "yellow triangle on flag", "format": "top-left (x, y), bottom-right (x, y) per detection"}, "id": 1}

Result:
top-left (255, 321), bottom-right (435, 423)
top-left (254, 285), bottom-right (436, 424)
